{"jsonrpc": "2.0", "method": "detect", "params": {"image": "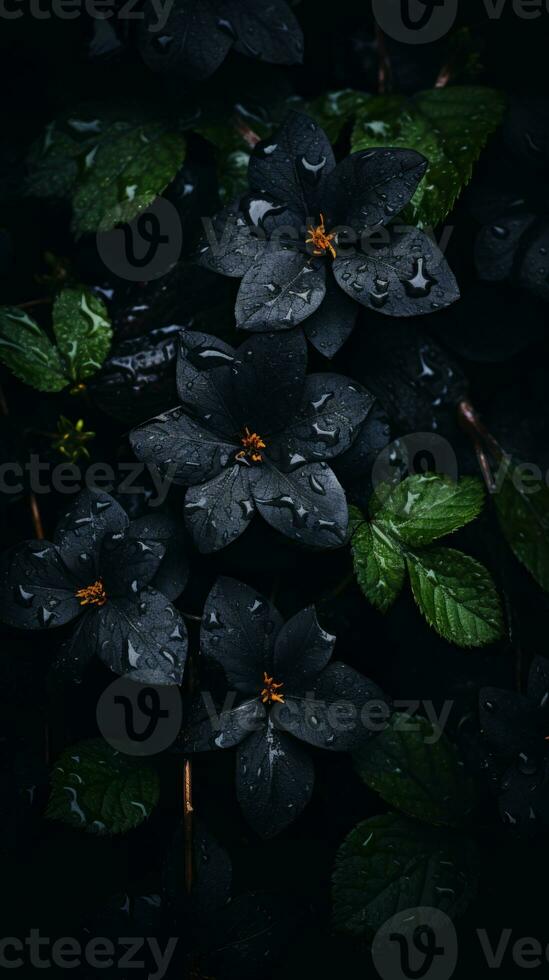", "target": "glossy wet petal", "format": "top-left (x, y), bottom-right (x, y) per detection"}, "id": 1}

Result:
top-left (130, 407), bottom-right (237, 486)
top-left (201, 576), bottom-right (283, 693)
top-left (324, 148), bottom-right (427, 232)
top-left (273, 606), bottom-right (335, 691)
top-left (236, 719), bottom-right (314, 838)
top-left (250, 460), bottom-right (348, 549)
top-left (0, 540), bottom-right (81, 630)
top-left (53, 489), bottom-right (129, 580)
top-left (137, 0), bottom-right (232, 79)
top-left (333, 229), bottom-right (459, 317)
top-left (226, 0), bottom-right (303, 66)
top-left (176, 329), bottom-right (240, 437)
top-left (99, 533), bottom-right (166, 598)
top-left (232, 329), bottom-right (308, 436)
top-left (197, 203), bottom-right (266, 278)
top-left (303, 271), bottom-right (357, 358)
top-left (182, 697), bottom-right (266, 752)
top-left (127, 513), bottom-right (189, 601)
top-left (235, 248), bottom-right (326, 330)
top-left (184, 464), bottom-right (255, 553)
